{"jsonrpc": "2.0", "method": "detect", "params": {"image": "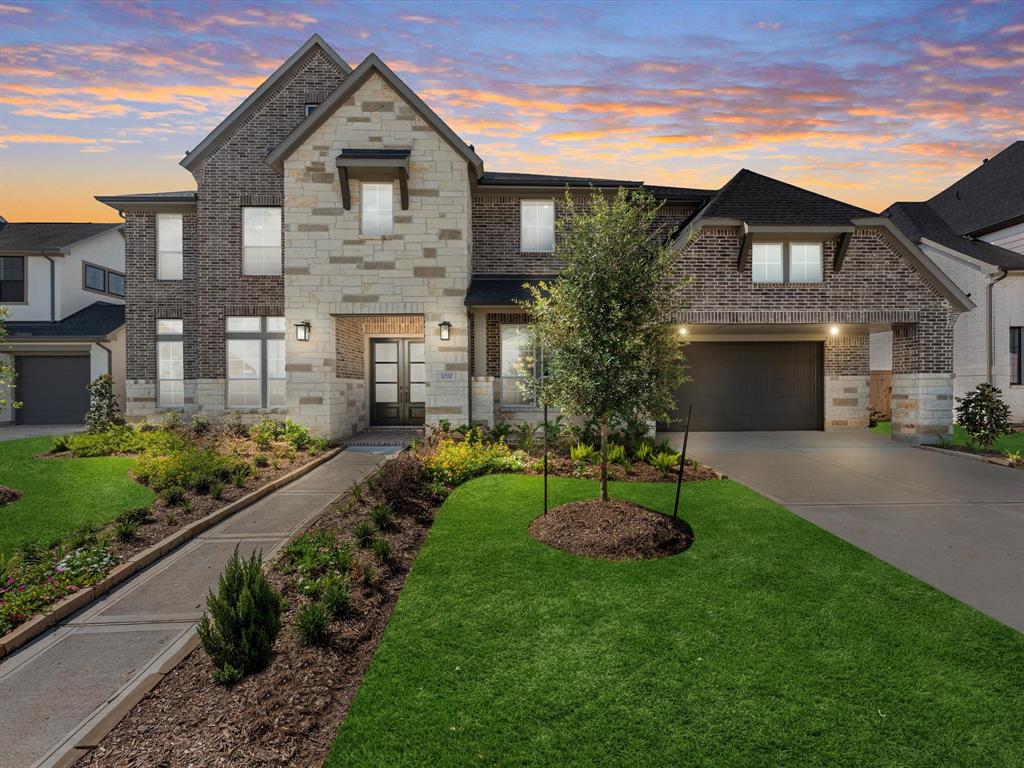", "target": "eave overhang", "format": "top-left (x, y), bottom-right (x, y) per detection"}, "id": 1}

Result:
top-left (95, 193), bottom-right (197, 214)
top-left (335, 149), bottom-right (411, 210)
